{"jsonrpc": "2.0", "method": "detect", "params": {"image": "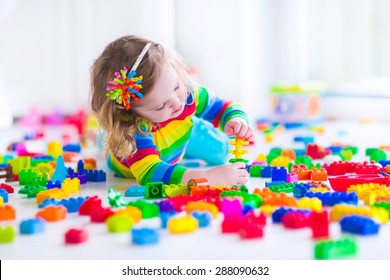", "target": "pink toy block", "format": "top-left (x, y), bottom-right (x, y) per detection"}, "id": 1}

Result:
top-left (65, 228), bottom-right (88, 244)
